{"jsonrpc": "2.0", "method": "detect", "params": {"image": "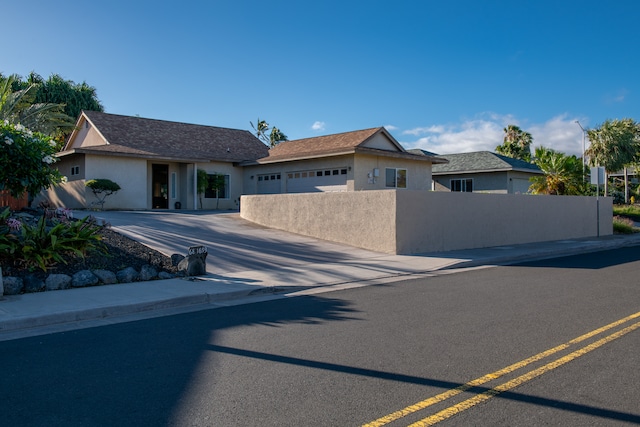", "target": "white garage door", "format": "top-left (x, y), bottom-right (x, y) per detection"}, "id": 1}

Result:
top-left (286, 168), bottom-right (348, 193)
top-left (511, 178), bottom-right (533, 194)
top-left (257, 173), bottom-right (282, 194)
